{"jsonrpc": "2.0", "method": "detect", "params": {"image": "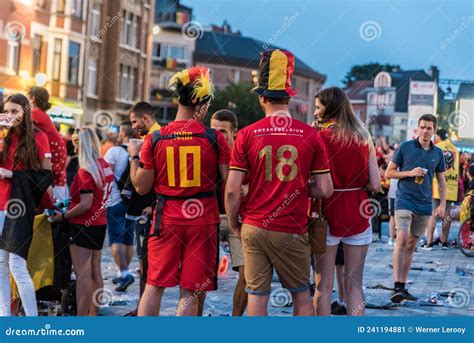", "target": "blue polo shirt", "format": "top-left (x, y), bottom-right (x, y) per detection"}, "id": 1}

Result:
top-left (392, 139), bottom-right (446, 215)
